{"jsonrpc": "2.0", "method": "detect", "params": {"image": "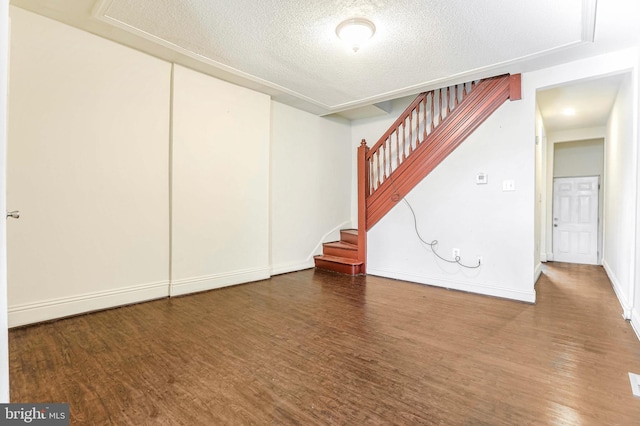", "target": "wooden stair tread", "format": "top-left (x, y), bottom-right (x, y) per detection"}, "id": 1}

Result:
top-left (314, 254), bottom-right (364, 275)
top-left (314, 255), bottom-right (364, 266)
top-left (323, 241), bottom-right (357, 250)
